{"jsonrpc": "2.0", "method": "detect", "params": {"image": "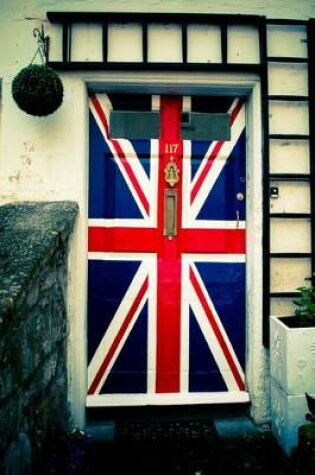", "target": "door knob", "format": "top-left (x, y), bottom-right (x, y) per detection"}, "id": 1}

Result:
top-left (236, 192), bottom-right (244, 201)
